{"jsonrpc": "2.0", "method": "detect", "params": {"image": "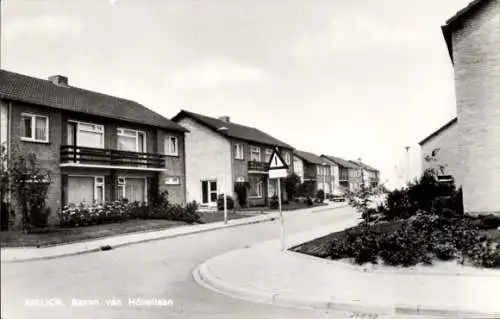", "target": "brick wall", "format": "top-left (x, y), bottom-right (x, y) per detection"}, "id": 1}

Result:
top-left (157, 129), bottom-right (186, 205)
top-left (9, 101), bottom-right (62, 226)
top-left (420, 121), bottom-right (460, 185)
top-left (452, 0), bottom-right (500, 214)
